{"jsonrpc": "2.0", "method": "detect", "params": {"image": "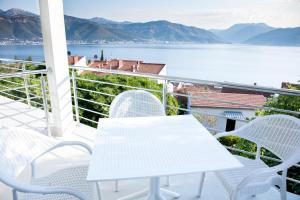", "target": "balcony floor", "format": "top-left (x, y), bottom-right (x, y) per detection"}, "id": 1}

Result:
top-left (0, 95), bottom-right (299, 200)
